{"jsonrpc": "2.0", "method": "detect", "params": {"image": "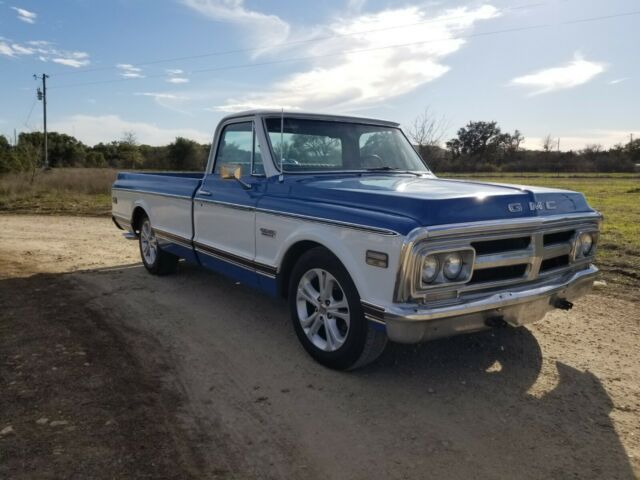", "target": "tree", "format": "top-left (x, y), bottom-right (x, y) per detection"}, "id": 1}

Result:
top-left (542, 134), bottom-right (557, 153)
top-left (117, 131), bottom-right (143, 169)
top-left (167, 137), bottom-right (207, 171)
top-left (121, 130), bottom-right (138, 146)
top-left (446, 121), bottom-right (503, 158)
top-left (407, 107), bottom-right (449, 149)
